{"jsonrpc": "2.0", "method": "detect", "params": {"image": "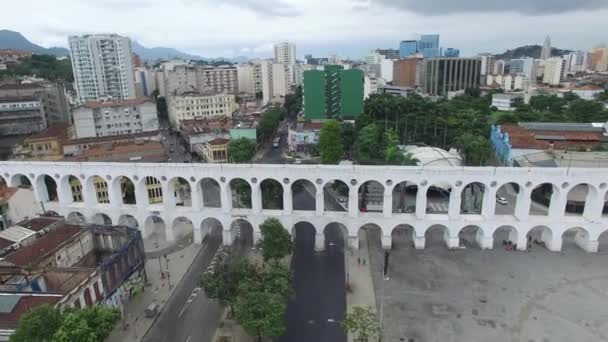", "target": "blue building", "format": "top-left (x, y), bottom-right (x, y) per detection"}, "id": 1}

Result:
top-left (444, 48), bottom-right (460, 58)
top-left (417, 34), bottom-right (441, 58)
top-left (399, 40), bottom-right (418, 58)
top-left (490, 124), bottom-right (513, 166)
